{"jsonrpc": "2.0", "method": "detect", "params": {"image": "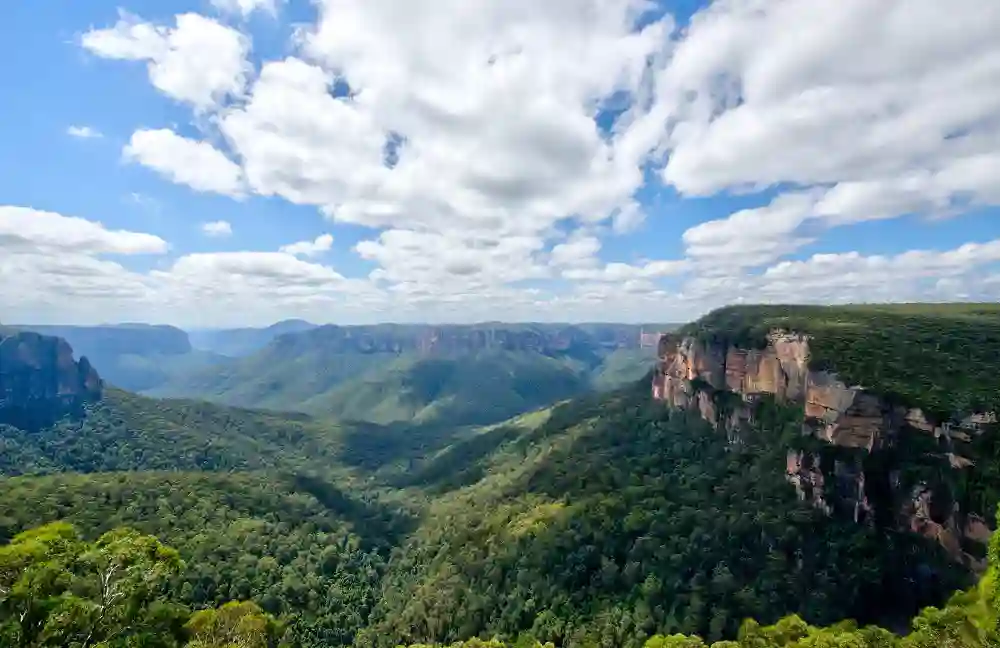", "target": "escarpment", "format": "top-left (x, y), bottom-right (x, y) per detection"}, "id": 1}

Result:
top-left (653, 328), bottom-right (996, 568)
top-left (0, 330), bottom-right (102, 431)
